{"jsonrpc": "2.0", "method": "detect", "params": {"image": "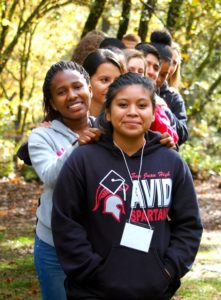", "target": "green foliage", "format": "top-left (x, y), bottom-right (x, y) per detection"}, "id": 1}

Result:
top-left (0, 2), bottom-right (89, 179)
top-left (20, 165), bottom-right (39, 182)
top-left (0, 0), bottom-right (220, 178)
top-left (180, 118), bottom-right (221, 177)
top-left (0, 138), bottom-right (14, 177)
